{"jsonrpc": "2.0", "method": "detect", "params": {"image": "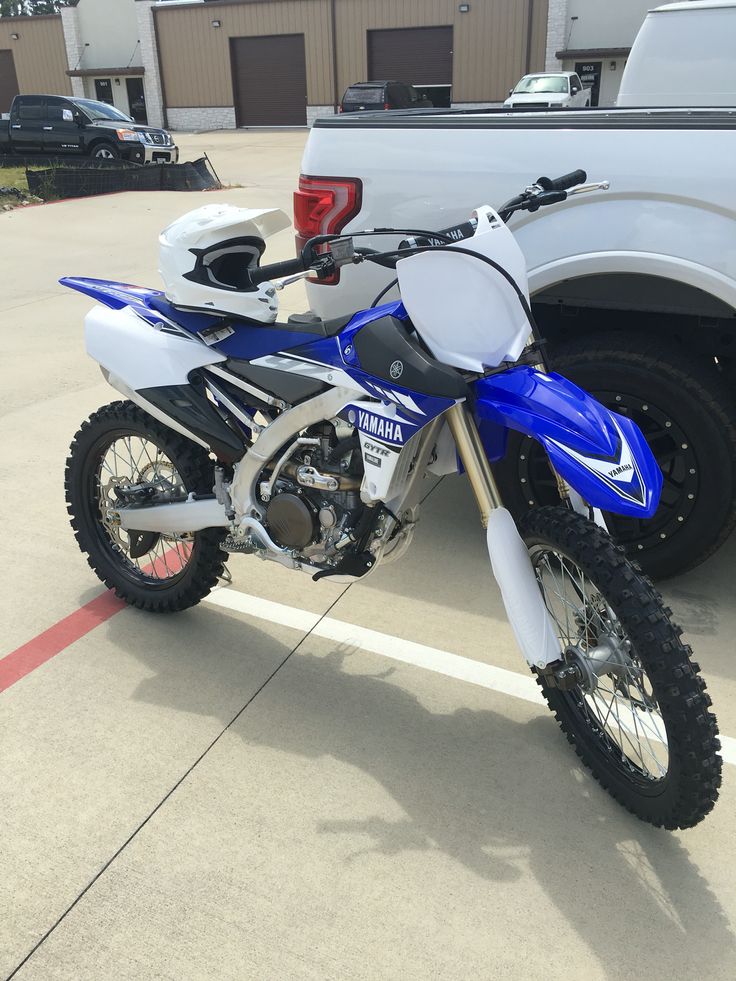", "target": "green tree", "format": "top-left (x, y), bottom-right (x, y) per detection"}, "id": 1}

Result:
top-left (0, 1), bottom-right (71, 15)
